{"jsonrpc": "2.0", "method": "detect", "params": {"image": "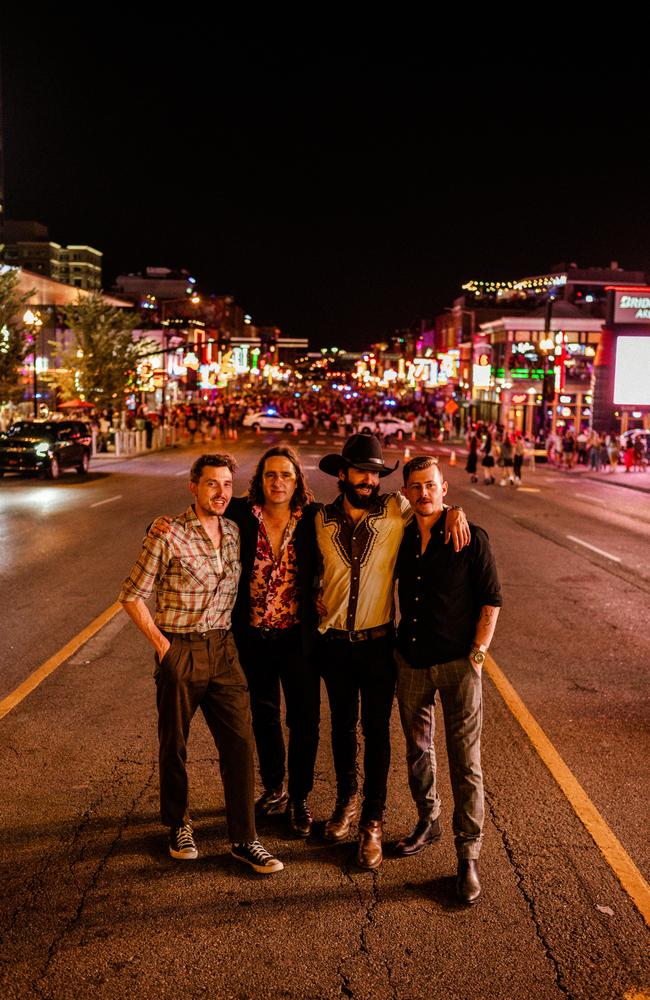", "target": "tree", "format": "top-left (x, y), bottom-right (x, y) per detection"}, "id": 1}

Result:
top-left (0, 268), bottom-right (34, 403)
top-left (56, 293), bottom-right (151, 409)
